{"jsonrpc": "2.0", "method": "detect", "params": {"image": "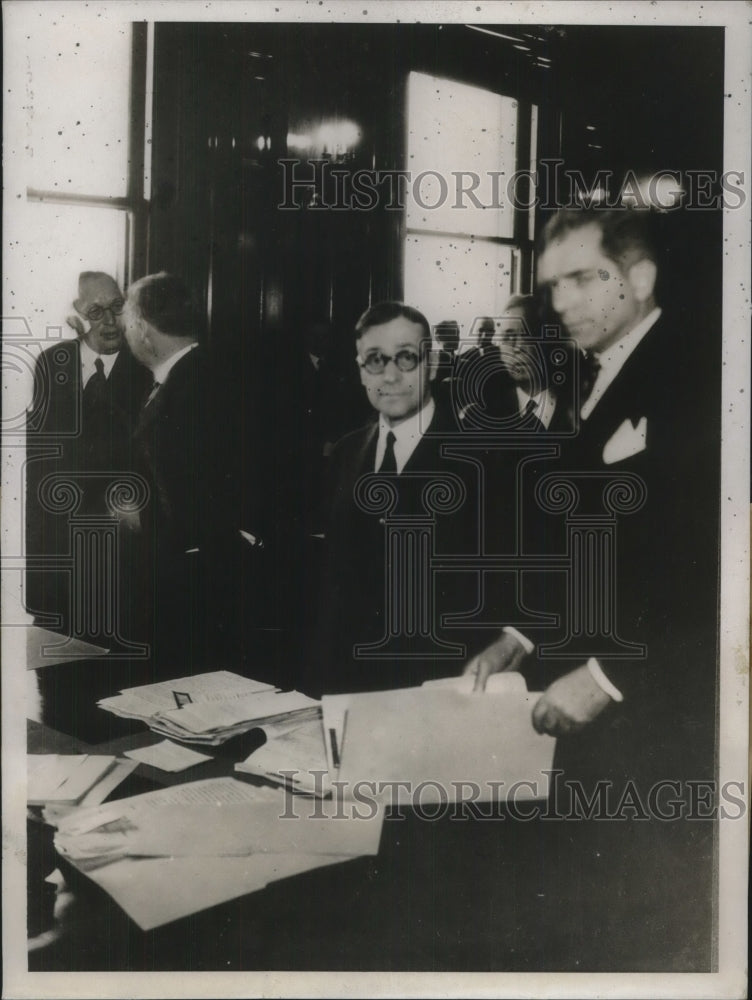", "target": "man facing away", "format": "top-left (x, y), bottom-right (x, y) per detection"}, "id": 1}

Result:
top-left (122, 272), bottom-right (254, 676)
top-left (313, 301), bottom-right (479, 695)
